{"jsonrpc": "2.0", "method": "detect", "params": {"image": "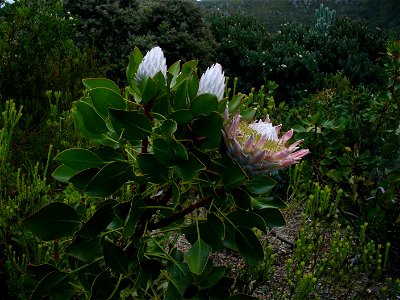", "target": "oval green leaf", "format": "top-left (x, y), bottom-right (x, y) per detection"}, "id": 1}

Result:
top-left (190, 93), bottom-right (218, 117)
top-left (83, 78), bottom-right (120, 94)
top-left (54, 148), bottom-right (104, 171)
top-left (89, 87), bottom-right (126, 117)
top-left (24, 202), bottom-right (81, 241)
